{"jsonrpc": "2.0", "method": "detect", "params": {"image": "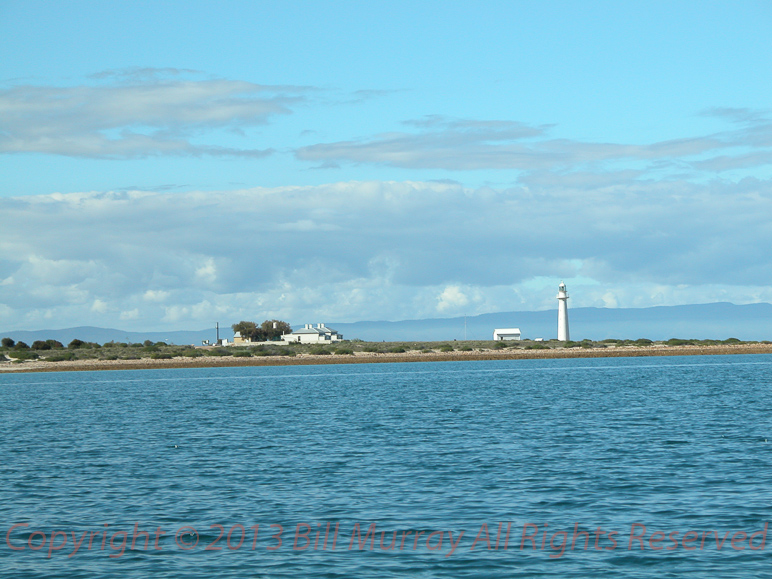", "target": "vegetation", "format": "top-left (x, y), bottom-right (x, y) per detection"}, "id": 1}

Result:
top-left (231, 319), bottom-right (292, 342)
top-left (1, 334), bottom-right (768, 365)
